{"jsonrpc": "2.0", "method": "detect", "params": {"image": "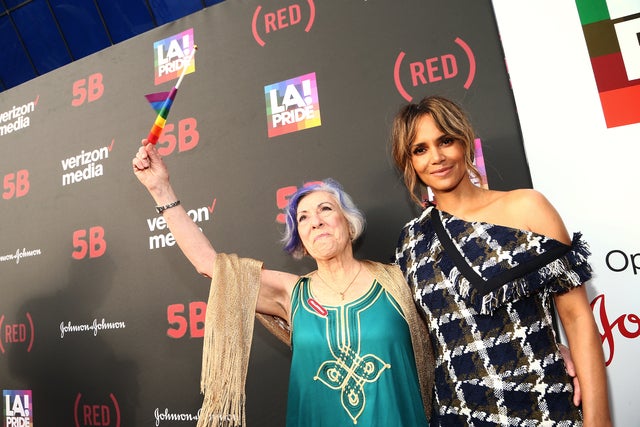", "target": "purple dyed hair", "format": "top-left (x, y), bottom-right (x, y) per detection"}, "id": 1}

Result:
top-left (281, 179), bottom-right (366, 259)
